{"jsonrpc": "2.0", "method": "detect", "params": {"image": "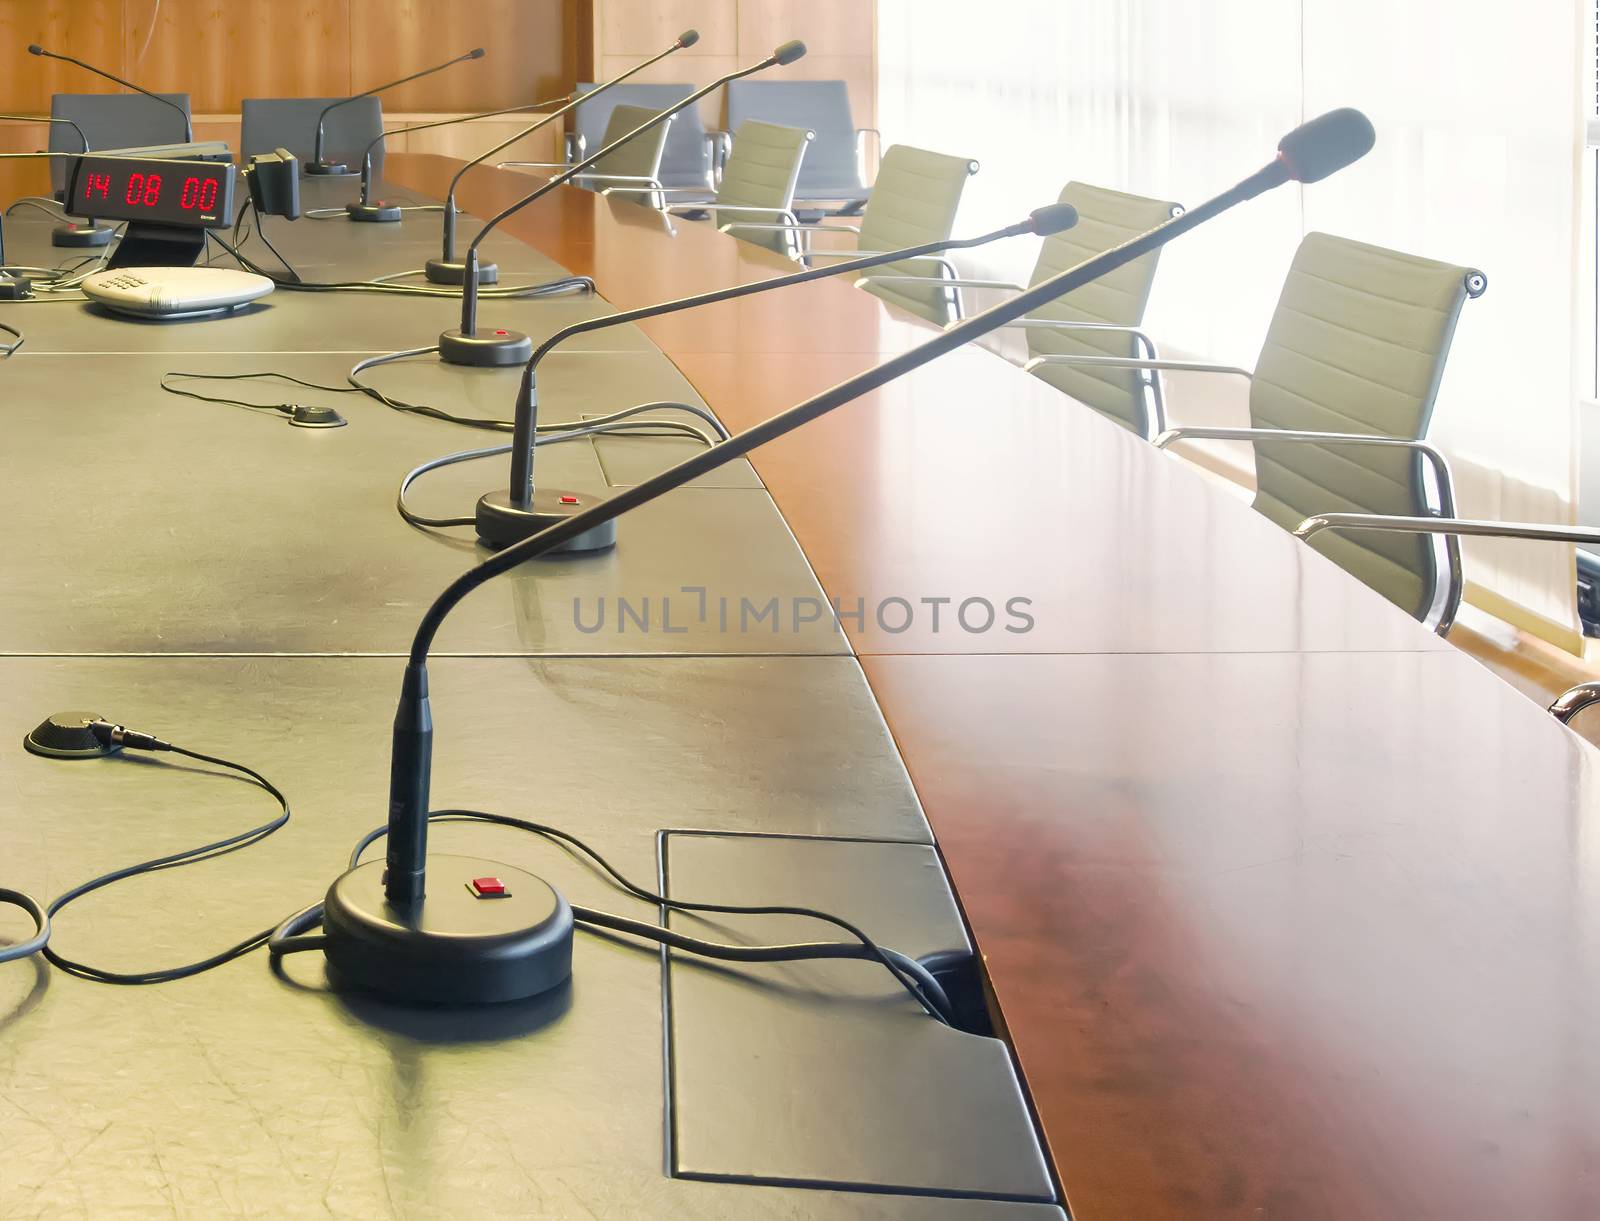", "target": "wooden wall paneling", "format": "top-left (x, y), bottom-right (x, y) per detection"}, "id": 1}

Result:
top-left (387, 113), bottom-right (560, 165)
top-left (597, 0), bottom-right (737, 57)
top-left (0, 0), bottom-right (128, 110)
top-left (584, 0), bottom-right (877, 137)
top-left (347, 0), bottom-right (568, 112)
top-left (129, 0), bottom-right (353, 111)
